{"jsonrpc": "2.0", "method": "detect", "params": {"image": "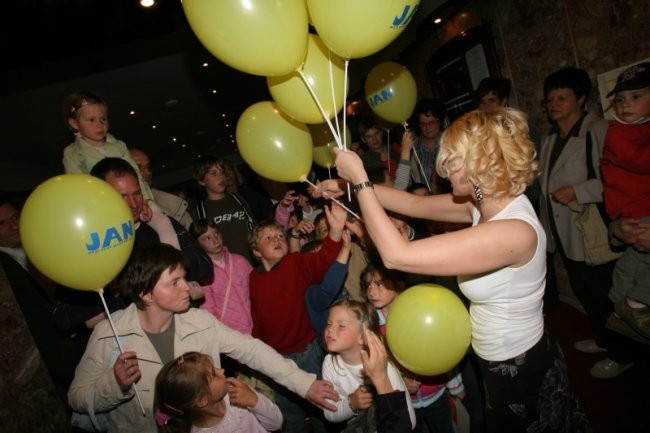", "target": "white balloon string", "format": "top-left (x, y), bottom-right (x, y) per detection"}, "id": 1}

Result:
top-left (303, 178), bottom-right (362, 221)
top-left (343, 59), bottom-right (350, 150)
top-left (98, 289), bottom-right (146, 416)
top-left (327, 50), bottom-right (342, 144)
top-left (343, 59), bottom-right (352, 201)
top-left (298, 70), bottom-right (342, 149)
top-left (403, 122), bottom-right (432, 193)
